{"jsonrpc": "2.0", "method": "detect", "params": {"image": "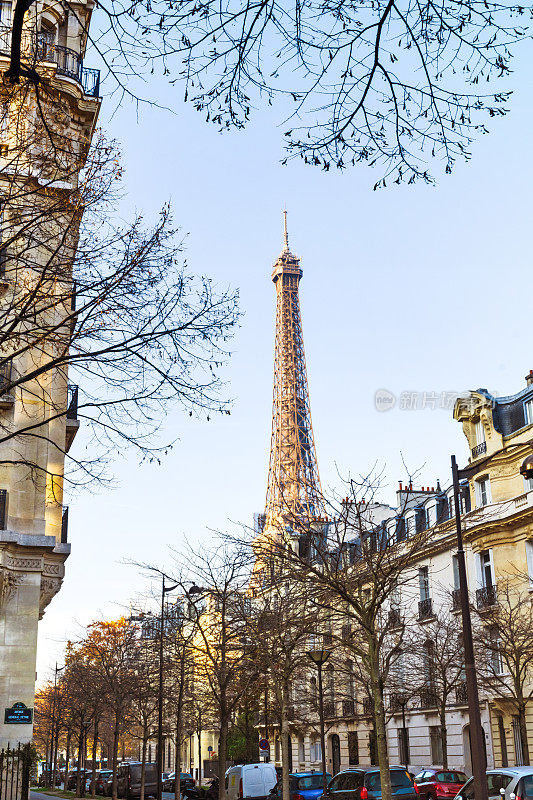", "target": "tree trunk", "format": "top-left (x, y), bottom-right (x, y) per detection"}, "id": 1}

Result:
top-left (65, 730), bottom-right (72, 788)
top-left (175, 714), bottom-right (182, 800)
top-left (218, 718), bottom-right (228, 800)
top-left (281, 680), bottom-right (291, 800)
top-left (141, 731), bottom-right (148, 800)
top-left (92, 721), bottom-right (99, 798)
top-left (439, 703), bottom-right (448, 768)
top-left (518, 703), bottom-right (530, 766)
top-left (112, 716), bottom-right (120, 800)
top-left (76, 726), bottom-right (84, 797)
top-left (369, 641), bottom-right (392, 800)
